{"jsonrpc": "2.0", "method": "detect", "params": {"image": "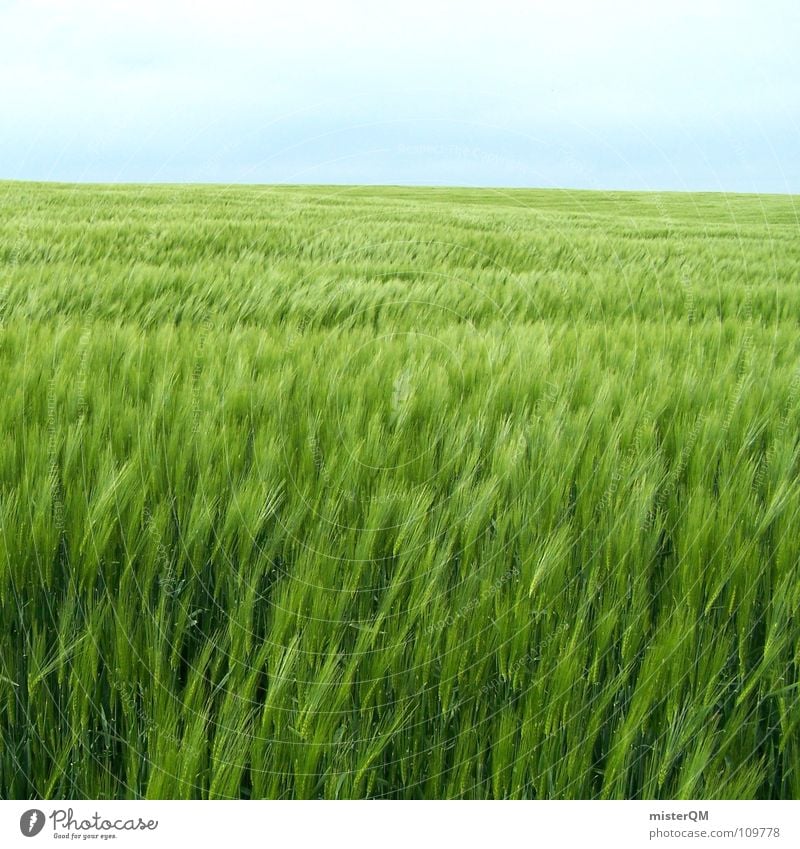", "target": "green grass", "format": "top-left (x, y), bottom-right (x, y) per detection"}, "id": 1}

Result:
top-left (1, 181), bottom-right (799, 799)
